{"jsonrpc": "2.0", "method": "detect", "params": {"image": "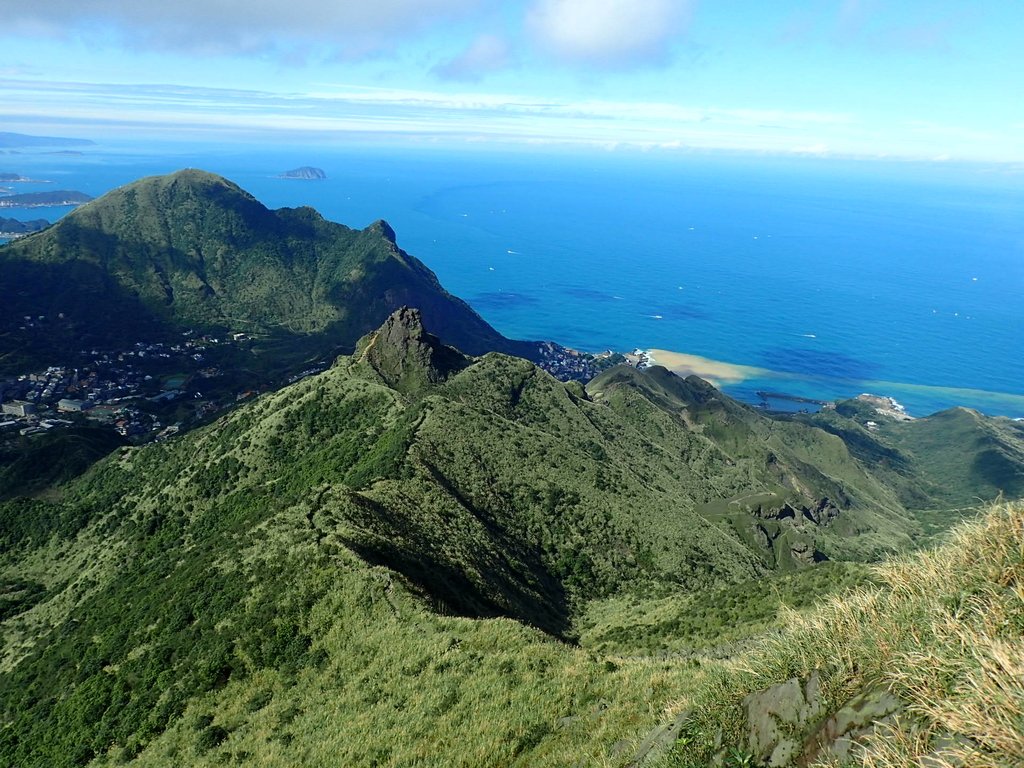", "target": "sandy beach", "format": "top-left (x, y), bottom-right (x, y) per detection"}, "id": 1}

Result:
top-left (644, 350), bottom-right (1024, 417)
top-left (645, 349), bottom-right (773, 387)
